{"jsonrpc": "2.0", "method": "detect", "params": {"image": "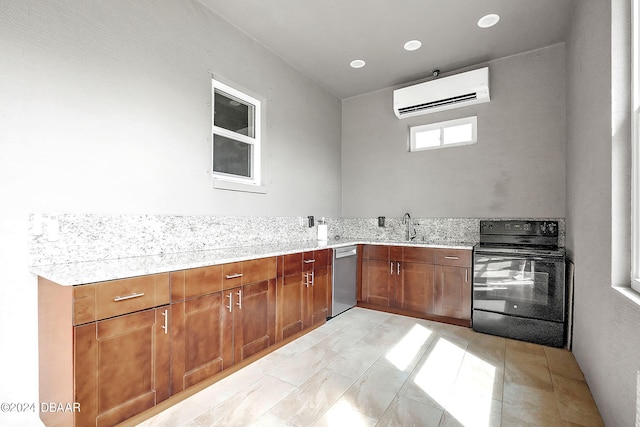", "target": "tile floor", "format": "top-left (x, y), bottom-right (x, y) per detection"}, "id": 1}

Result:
top-left (138, 308), bottom-right (604, 427)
